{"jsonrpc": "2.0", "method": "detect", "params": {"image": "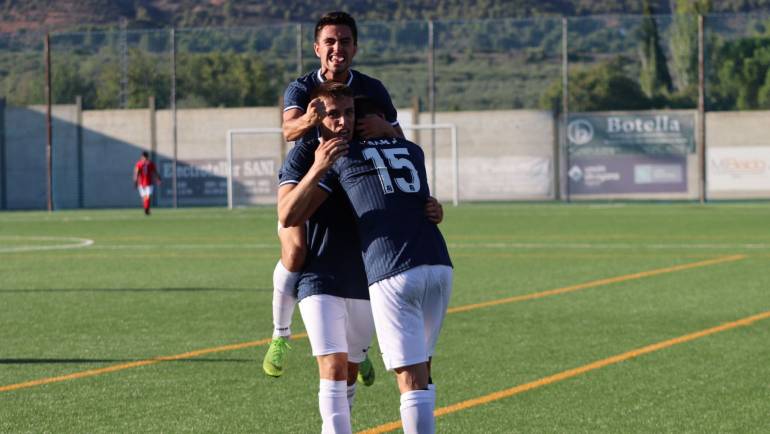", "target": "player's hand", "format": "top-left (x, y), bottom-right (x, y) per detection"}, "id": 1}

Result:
top-left (356, 115), bottom-right (396, 139)
top-left (424, 196), bottom-right (443, 224)
top-left (314, 137), bottom-right (349, 171)
top-left (306, 98), bottom-right (327, 126)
